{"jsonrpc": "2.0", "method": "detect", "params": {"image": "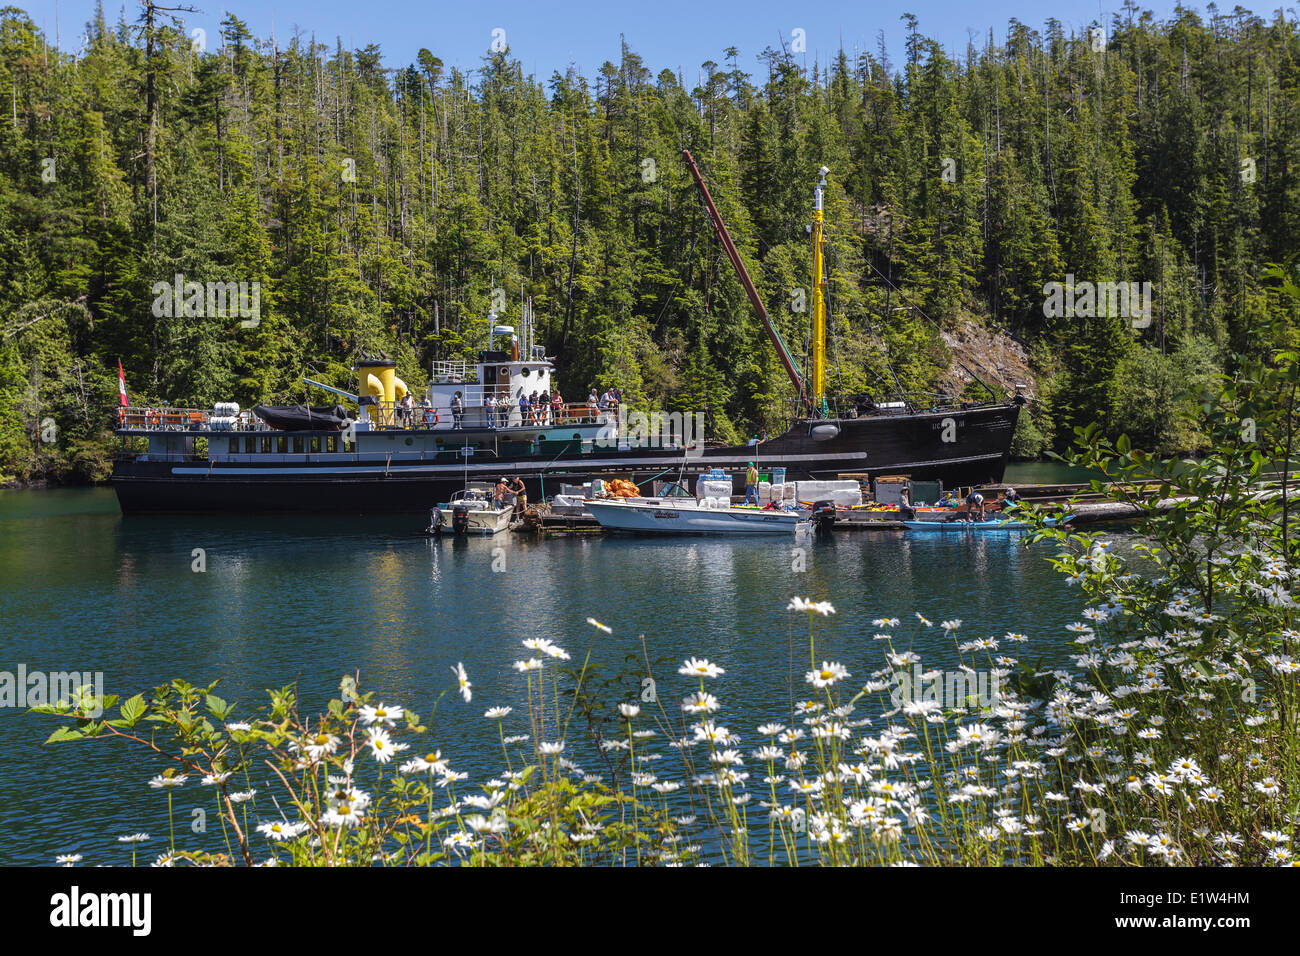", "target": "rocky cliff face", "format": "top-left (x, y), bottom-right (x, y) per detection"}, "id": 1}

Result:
top-left (938, 319), bottom-right (1036, 399)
